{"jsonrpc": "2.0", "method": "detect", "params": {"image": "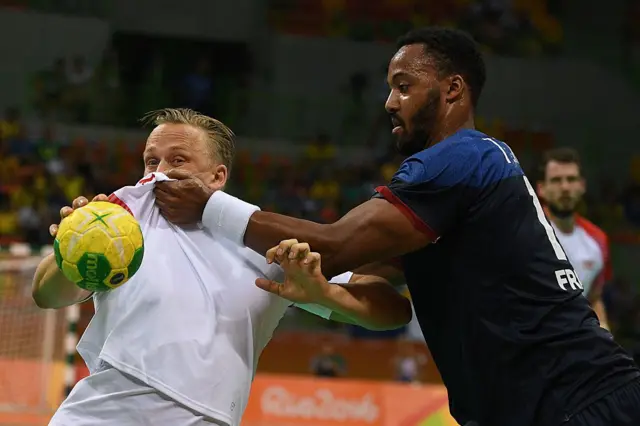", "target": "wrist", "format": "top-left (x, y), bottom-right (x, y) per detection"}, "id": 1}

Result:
top-left (315, 271), bottom-right (354, 307)
top-left (315, 278), bottom-right (341, 308)
top-left (201, 191), bottom-right (260, 246)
